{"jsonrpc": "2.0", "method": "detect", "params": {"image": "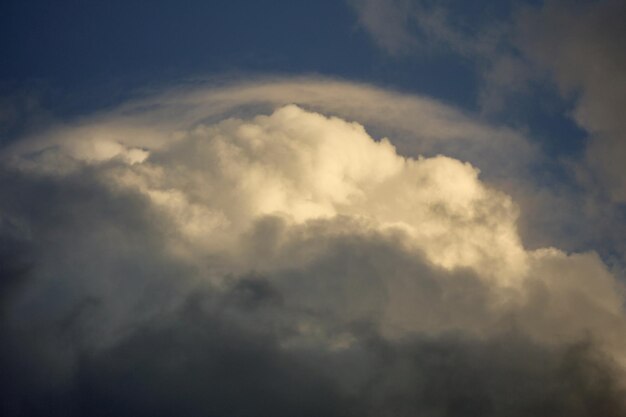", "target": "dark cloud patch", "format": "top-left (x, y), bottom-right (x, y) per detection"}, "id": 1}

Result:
top-left (3, 285), bottom-right (626, 417)
top-left (0, 220), bottom-right (32, 311)
top-left (363, 334), bottom-right (626, 417)
top-left (0, 163), bottom-right (196, 322)
top-left (226, 275), bottom-right (285, 311)
top-left (76, 303), bottom-right (345, 417)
